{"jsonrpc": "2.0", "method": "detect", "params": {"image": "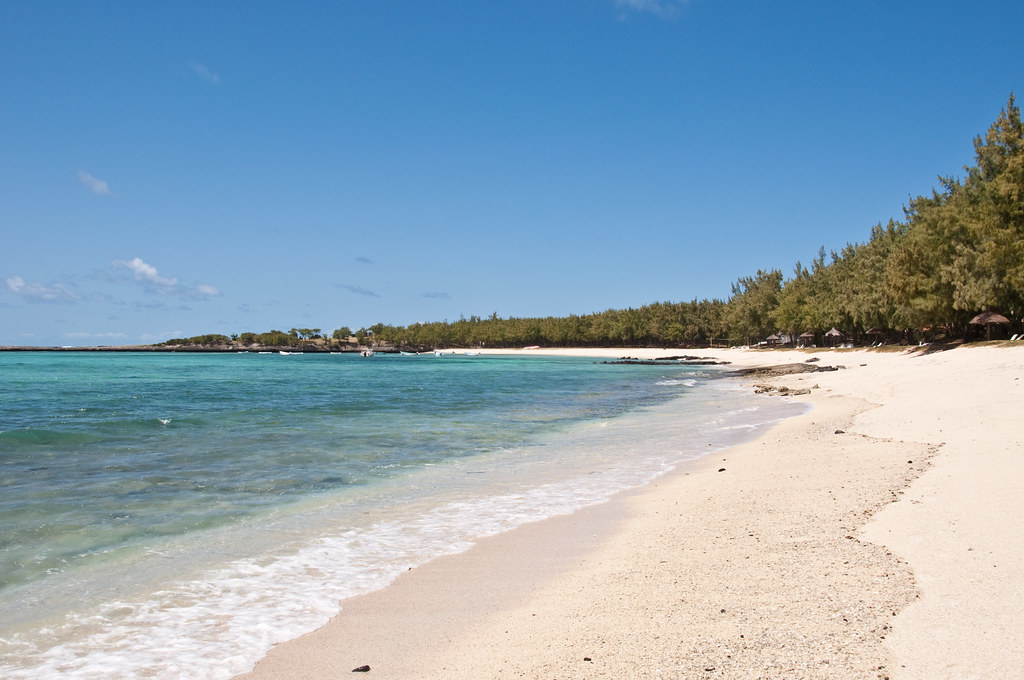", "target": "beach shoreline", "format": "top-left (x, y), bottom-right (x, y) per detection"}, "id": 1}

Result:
top-left (236, 344), bottom-right (1024, 679)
